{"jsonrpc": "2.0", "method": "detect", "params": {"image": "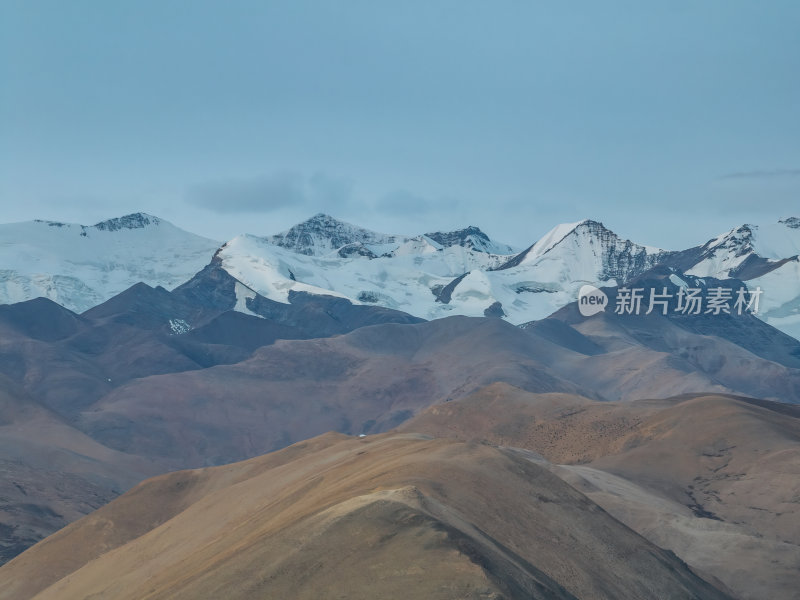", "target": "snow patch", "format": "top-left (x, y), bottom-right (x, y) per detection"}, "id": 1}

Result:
top-left (669, 274), bottom-right (689, 288)
top-left (168, 319), bottom-right (192, 334)
top-left (233, 281), bottom-right (263, 317)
